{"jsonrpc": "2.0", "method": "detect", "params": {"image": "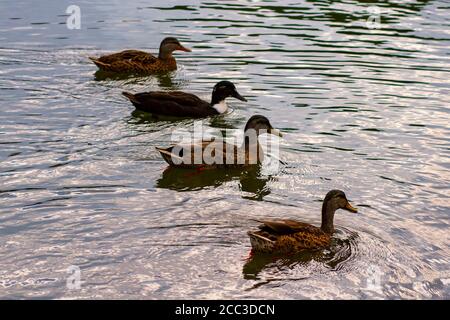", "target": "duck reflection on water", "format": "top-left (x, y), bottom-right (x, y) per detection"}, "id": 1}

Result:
top-left (156, 165), bottom-right (272, 200)
top-left (94, 69), bottom-right (180, 90)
